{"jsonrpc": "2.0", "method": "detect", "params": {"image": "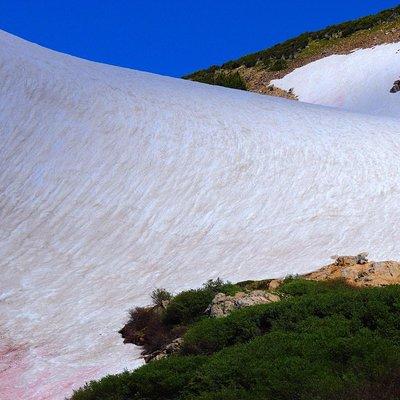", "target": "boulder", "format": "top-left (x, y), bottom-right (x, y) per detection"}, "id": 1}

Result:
top-left (144, 337), bottom-right (183, 363)
top-left (206, 290), bottom-right (280, 318)
top-left (268, 279), bottom-right (282, 291)
top-left (330, 252), bottom-right (368, 267)
top-left (390, 80), bottom-right (400, 93)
